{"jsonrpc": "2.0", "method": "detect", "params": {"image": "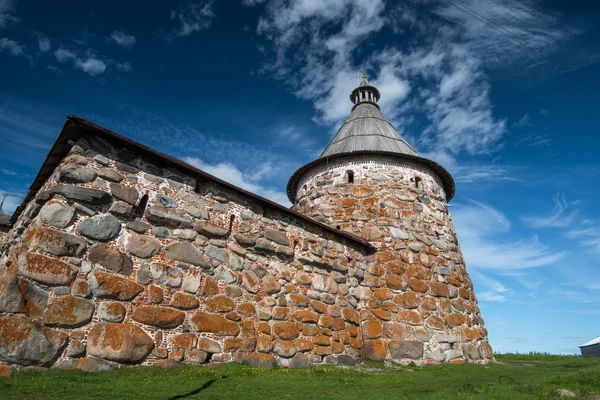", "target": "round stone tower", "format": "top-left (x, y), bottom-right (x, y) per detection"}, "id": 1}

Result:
top-left (287, 76), bottom-right (492, 363)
